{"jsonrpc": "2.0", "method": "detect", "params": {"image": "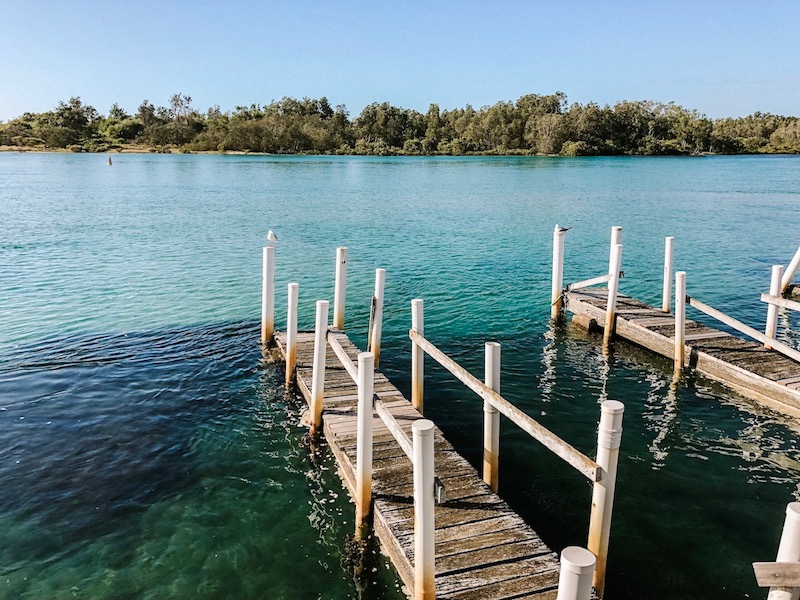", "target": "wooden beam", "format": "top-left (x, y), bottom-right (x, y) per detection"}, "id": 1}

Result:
top-left (566, 273), bottom-right (611, 291)
top-left (327, 331), bottom-right (358, 382)
top-left (374, 397), bottom-right (414, 461)
top-left (753, 561), bottom-right (800, 587)
top-left (409, 329), bottom-right (602, 482)
top-left (687, 296), bottom-right (800, 364)
top-left (762, 293), bottom-right (800, 313)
